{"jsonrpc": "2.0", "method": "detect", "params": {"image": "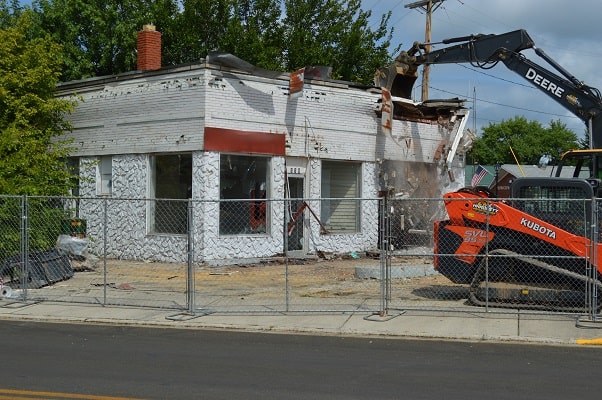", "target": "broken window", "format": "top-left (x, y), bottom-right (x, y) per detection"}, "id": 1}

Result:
top-left (149, 154), bottom-right (192, 234)
top-left (220, 154), bottom-right (269, 235)
top-left (321, 161), bottom-right (361, 233)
